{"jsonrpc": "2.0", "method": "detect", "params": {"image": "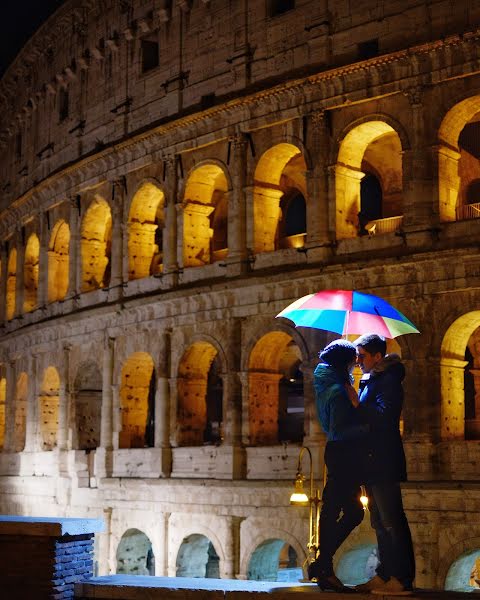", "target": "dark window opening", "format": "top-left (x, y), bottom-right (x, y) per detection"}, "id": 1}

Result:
top-left (358, 39), bottom-right (379, 61)
top-left (204, 356), bottom-right (223, 444)
top-left (277, 190), bottom-right (306, 249)
top-left (359, 173), bottom-right (383, 235)
top-left (141, 38), bottom-right (159, 72)
top-left (466, 180), bottom-right (480, 205)
top-left (465, 346), bottom-right (476, 440)
top-left (278, 367), bottom-right (304, 443)
top-left (459, 121), bottom-right (480, 159)
top-left (59, 87), bottom-right (69, 122)
top-left (145, 370), bottom-right (156, 447)
top-left (270, 0), bottom-right (295, 17)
